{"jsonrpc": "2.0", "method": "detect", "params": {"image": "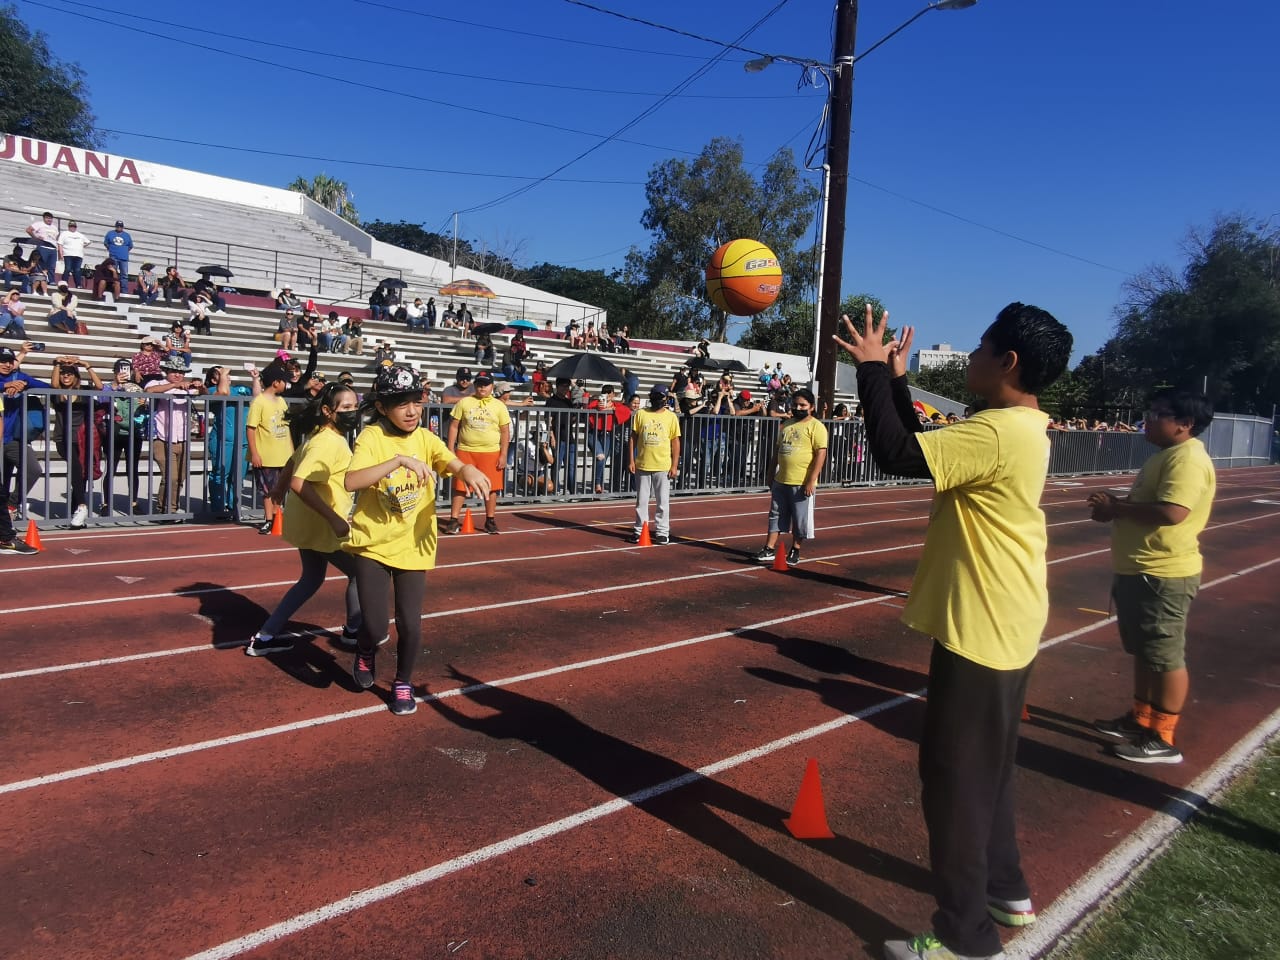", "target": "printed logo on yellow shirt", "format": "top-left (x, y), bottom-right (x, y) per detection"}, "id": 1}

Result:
top-left (379, 468), bottom-right (422, 517)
